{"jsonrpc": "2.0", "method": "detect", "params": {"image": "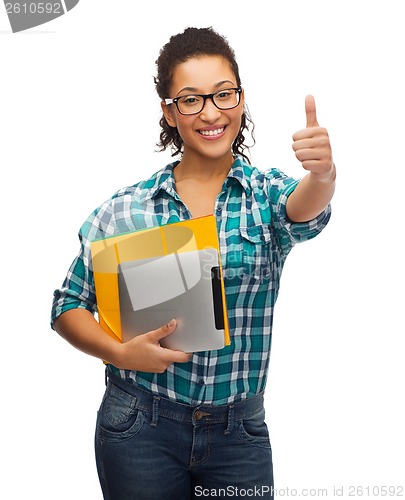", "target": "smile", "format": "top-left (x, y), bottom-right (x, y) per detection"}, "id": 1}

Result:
top-left (198, 127), bottom-right (226, 137)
